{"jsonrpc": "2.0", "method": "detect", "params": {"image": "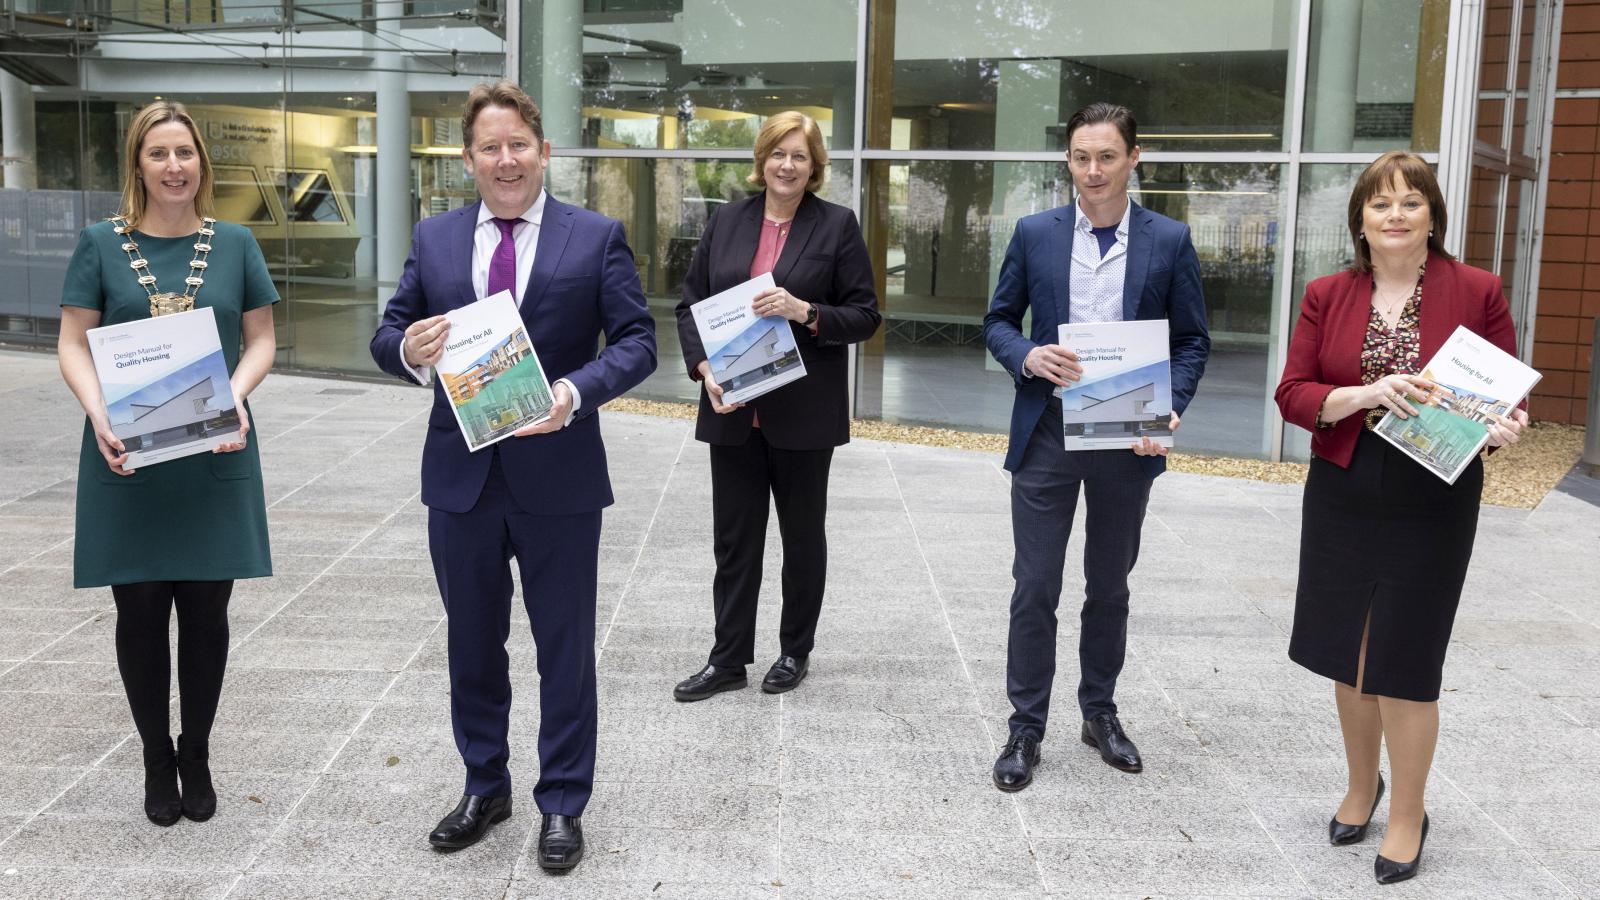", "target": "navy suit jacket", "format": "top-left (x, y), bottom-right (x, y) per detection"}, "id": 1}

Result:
top-left (369, 196), bottom-right (657, 515)
top-left (983, 201), bottom-right (1210, 477)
